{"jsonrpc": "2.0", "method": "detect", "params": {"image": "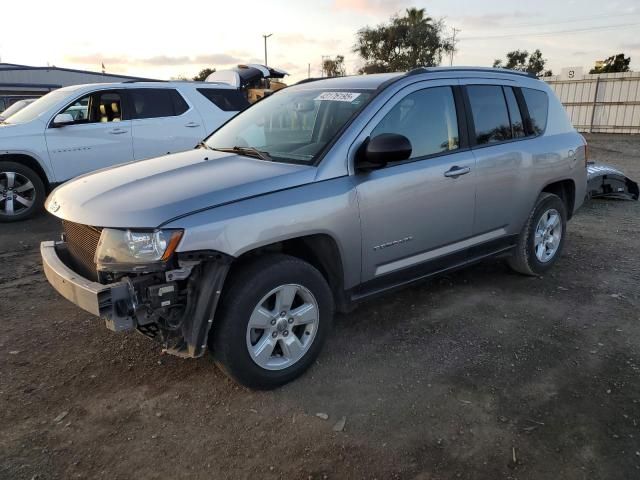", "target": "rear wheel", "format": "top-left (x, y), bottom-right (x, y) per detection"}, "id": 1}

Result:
top-left (508, 192), bottom-right (567, 276)
top-left (211, 254), bottom-right (334, 389)
top-left (0, 161), bottom-right (45, 222)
